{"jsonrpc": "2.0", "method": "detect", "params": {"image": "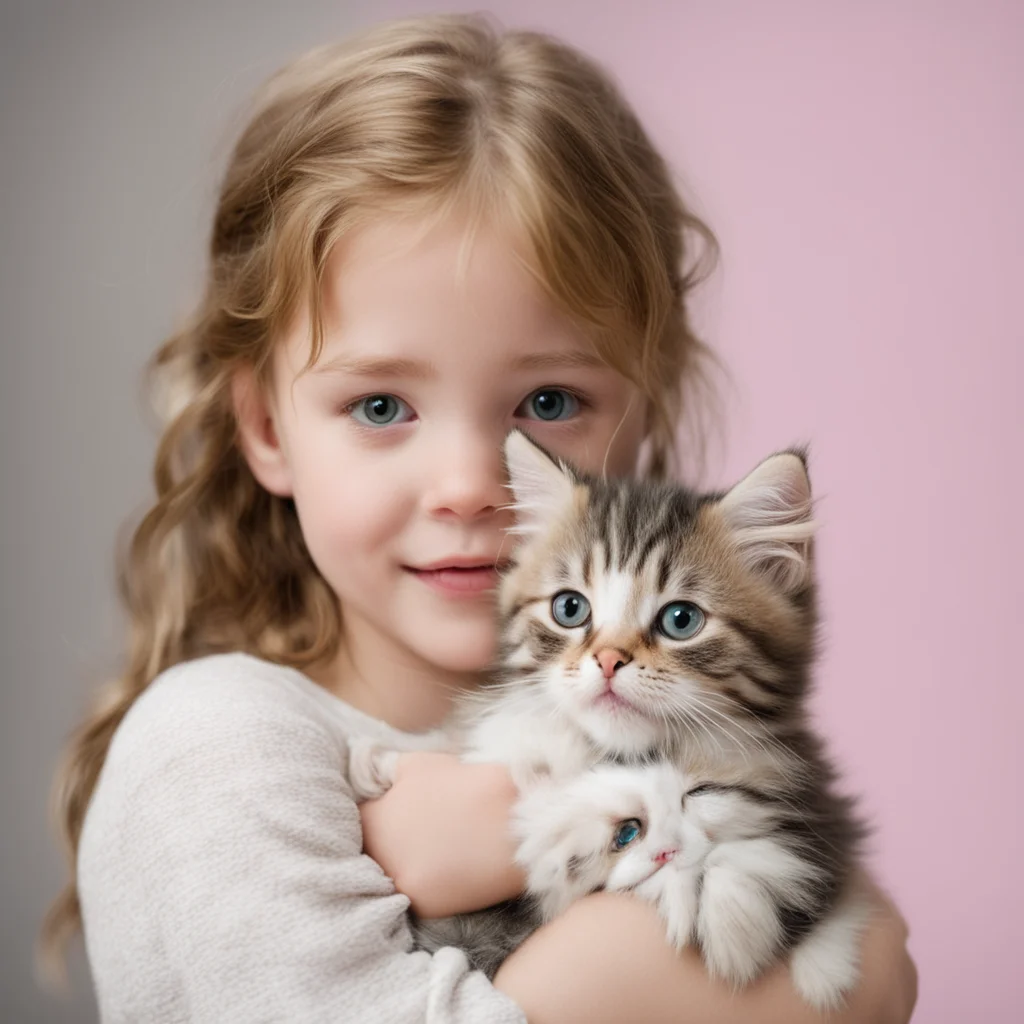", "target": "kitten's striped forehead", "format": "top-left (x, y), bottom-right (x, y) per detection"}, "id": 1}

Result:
top-left (578, 479), bottom-right (704, 583)
top-left (549, 479), bottom-right (710, 638)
